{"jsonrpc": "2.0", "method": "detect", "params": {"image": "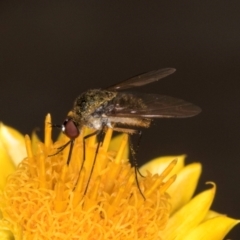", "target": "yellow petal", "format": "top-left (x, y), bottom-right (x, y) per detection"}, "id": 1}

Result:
top-left (140, 155), bottom-right (186, 176)
top-left (204, 210), bottom-right (225, 220)
top-left (184, 216), bottom-right (240, 240)
top-left (0, 123), bottom-right (26, 166)
top-left (0, 142), bottom-right (16, 190)
top-left (162, 183), bottom-right (216, 240)
top-left (168, 162), bottom-right (202, 213)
